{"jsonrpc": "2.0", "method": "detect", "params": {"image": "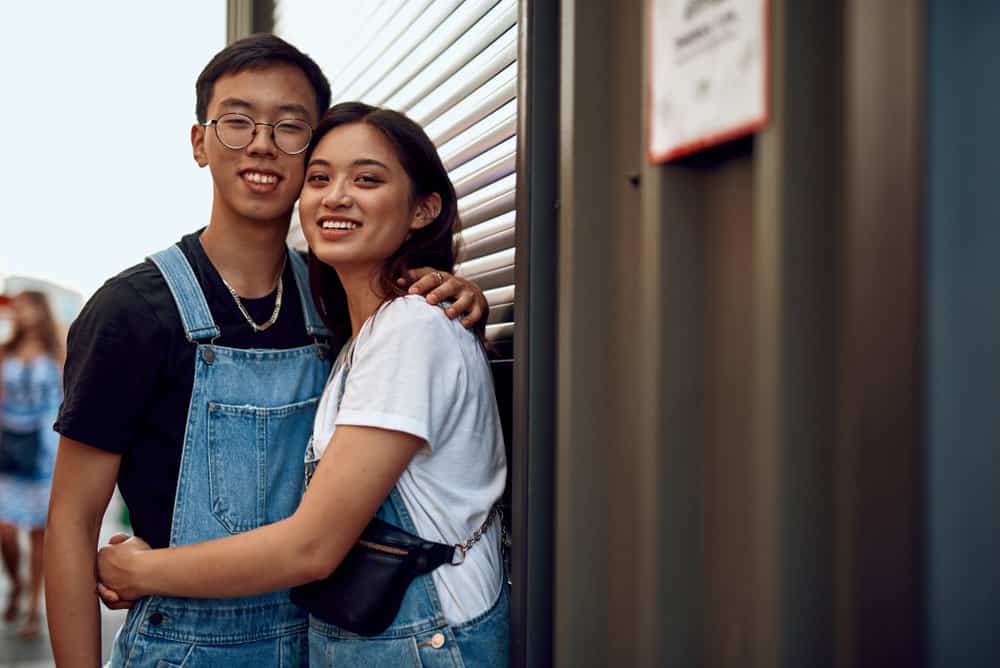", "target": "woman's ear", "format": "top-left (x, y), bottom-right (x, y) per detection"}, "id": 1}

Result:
top-left (410, 193), bottom-right (442, 231)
